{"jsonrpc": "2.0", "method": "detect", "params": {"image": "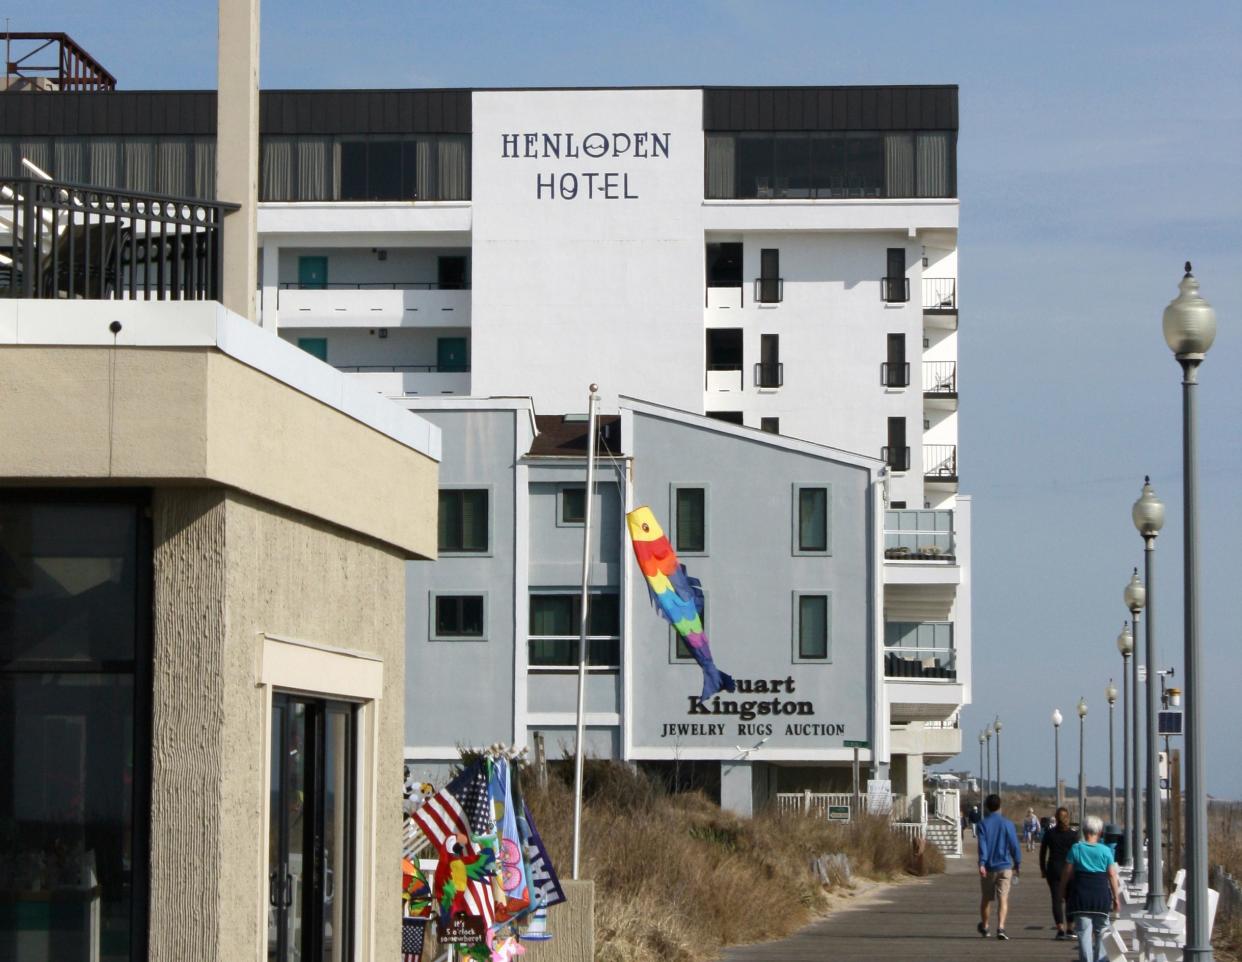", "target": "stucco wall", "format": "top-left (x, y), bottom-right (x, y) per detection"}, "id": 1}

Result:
top-left (149, 487), bottom-right (408, 962)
